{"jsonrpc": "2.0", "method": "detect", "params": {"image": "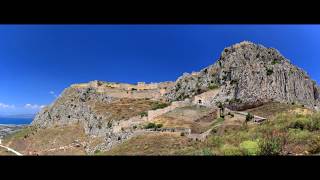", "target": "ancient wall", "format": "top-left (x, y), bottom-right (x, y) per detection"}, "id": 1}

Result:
top-left (147, 99), bottom-right (192, 121)
top-left (192, 89), bottom-right (220, 107)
